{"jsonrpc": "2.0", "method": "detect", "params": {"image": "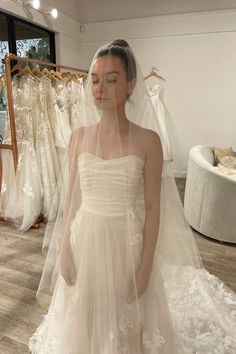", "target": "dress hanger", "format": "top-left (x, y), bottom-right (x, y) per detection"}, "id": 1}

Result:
top-left (144, 67), bottom-right (166, 81)
top-left (23, 65), bottom-right (40, 82)
top-left (42, 67), bottom-right (57, 81)
top-left (32, 66), bottom-right (43, 78)
top-left (50, 69), bottom-right (62, 81)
